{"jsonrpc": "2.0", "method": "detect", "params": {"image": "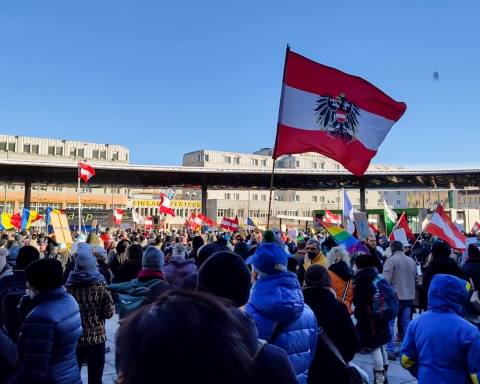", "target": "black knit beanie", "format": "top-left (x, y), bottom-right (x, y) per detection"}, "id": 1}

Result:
top-left (197, 251), bottom-right (251, 307)
top-left (25, 258), bottom-right (63, 292)
top-left (304, 264), bottom-right (332, 287)
top-left (16, 246), bottom-right (40, 270)
top-left (432, 240), bottom-right (450, 259)
top-left (353, 252), bottom-right (375, 269)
